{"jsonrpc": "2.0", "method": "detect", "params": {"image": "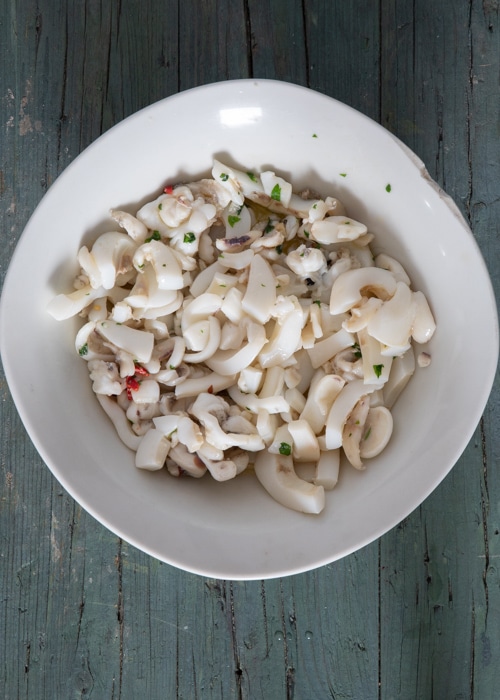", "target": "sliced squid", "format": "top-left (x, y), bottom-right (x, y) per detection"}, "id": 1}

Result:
top-left (50, 158), bottom-right (436, 515)
top-left (330, 267), bottom-right (397, 315)
top-left (382, 347), bottom-right (416, 409)
top-left (254, 450), bottom-right (325, 514)
top-left (325, 380), bottom-right (379, 450)
top-left (359, 406), bottom-right (394, 459)
top-left (135, 428), bottom-right (170, 471)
